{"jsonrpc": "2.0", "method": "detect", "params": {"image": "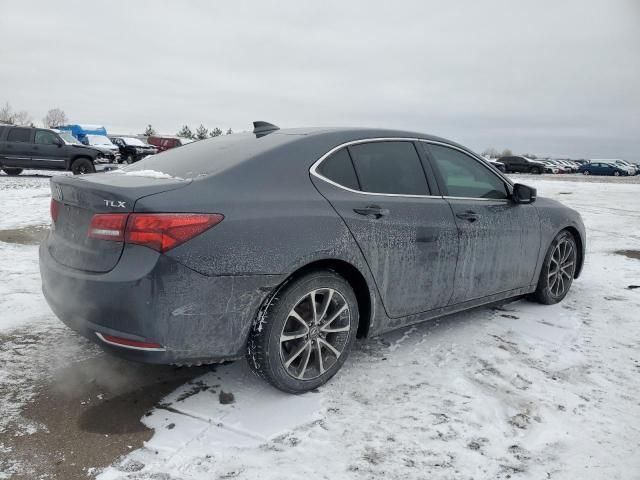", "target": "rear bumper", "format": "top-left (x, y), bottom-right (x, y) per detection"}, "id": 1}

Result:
top-left (39, 235), bottom-right (281, 364)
